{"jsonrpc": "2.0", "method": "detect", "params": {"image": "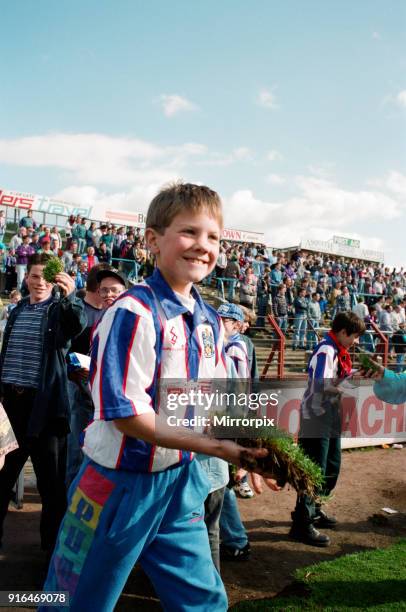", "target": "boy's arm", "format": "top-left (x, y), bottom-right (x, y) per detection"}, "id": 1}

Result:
top-left (114, 412), bottom-right (266, 467)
